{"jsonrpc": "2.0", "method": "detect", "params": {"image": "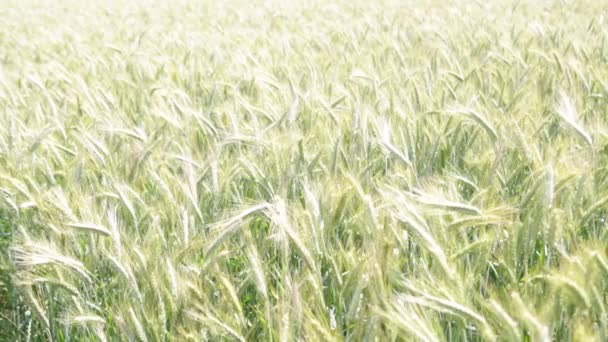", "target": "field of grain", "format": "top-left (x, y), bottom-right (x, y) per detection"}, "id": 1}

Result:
top-left (2, 0), bottom-right (608, 340)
